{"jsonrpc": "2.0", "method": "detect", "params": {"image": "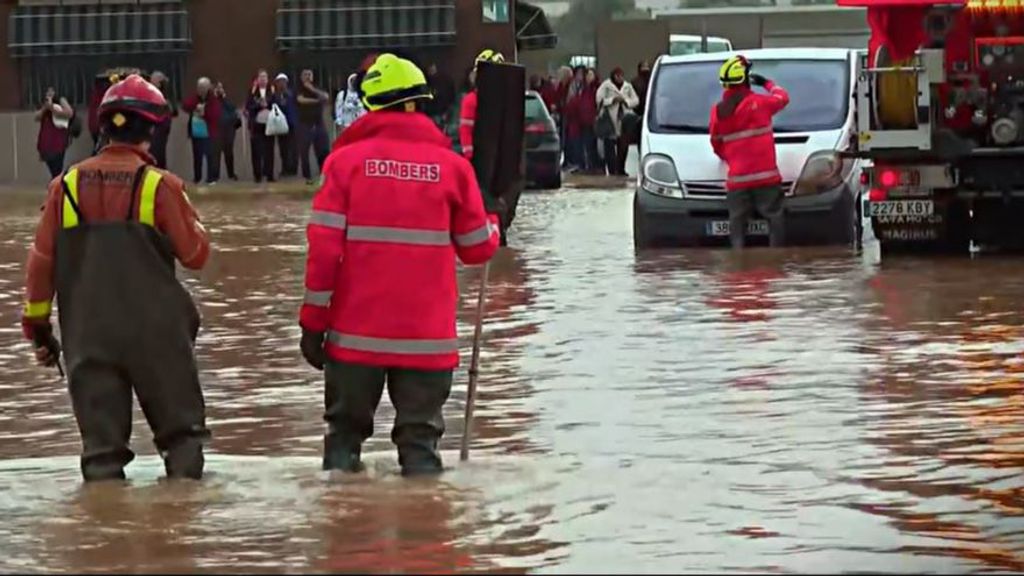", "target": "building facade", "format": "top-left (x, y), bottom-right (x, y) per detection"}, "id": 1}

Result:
top-left (0, 0), bottom-right (555, 186)
top-left (0, 0), bottom-right (556, 110)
